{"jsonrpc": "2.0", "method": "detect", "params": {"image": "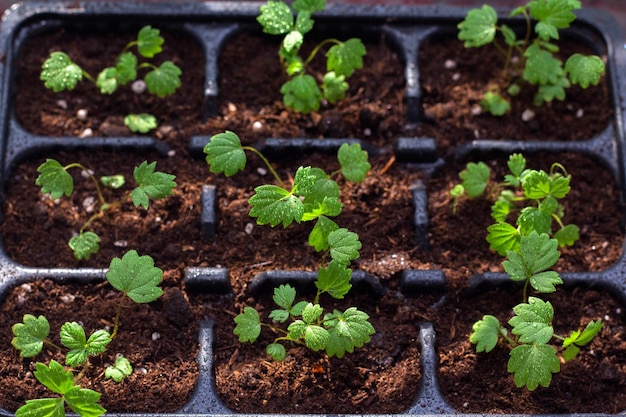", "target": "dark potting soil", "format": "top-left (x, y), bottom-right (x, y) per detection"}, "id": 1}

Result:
top-left (1, 22), bottom-right (625, 414)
